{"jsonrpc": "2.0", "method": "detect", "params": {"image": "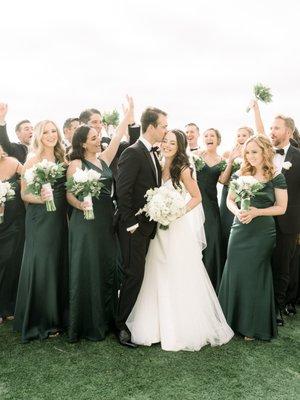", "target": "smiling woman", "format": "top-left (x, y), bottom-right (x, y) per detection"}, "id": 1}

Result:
top-left (13, 120), bottom-right (68, 343)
